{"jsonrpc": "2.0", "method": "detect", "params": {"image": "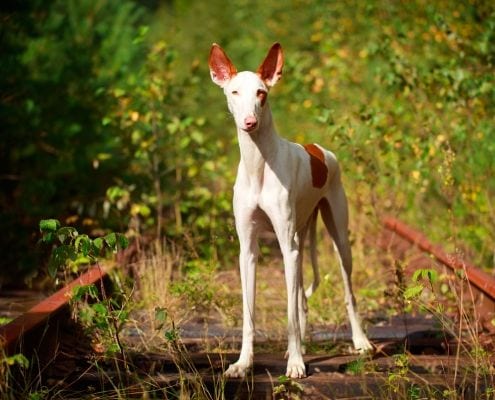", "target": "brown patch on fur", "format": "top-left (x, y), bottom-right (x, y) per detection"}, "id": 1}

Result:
top-left (304, 144), bottom-right (328, 188)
